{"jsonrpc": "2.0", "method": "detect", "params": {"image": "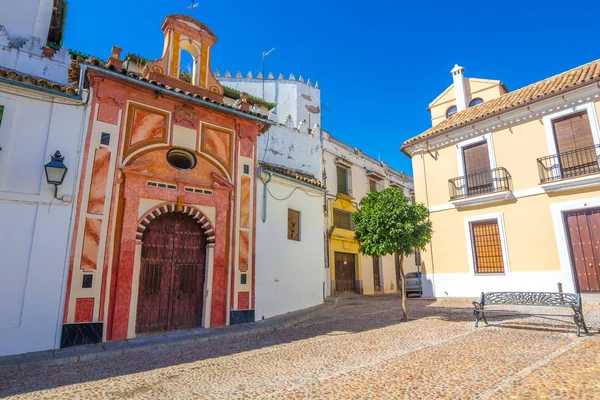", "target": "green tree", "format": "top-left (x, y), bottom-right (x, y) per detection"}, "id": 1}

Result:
top-left (352, 188), bottom-right (432, 321)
